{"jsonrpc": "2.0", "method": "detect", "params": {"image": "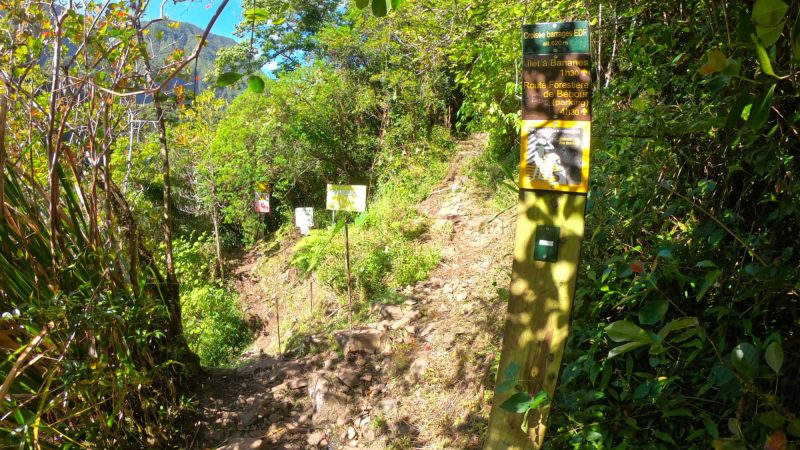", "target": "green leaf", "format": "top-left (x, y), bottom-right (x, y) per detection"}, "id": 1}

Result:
top-left (752, 34), bottom-right (777, 76)
top-left (585, 430), bottom-right (603, 441)
top-left (663, 408), bottom-right (692, 418)
top-left (653, 429), bottom-right (677, 445)
top-left (701, 413), bottom-right (719, 439)
top-left (787, 419), bottom-right (800, 437)
top-left (634, 381), bottom-right (651, 399)
top-left (764, 341), bottom-right (784, 373)
top-left (216, 72), bottom-right (244, 87)
top-left (355, 0), bottom-right (369, 9)
top-left (696, 260), bottom-right (717, 268)
top-left (697, 269), bottom-right (721, 300)
top-left (500, 392), bottom-right (532, 413)
top-left (608, 341), bottom-right (649, 358)
top-left (756, 22), bottom-right (785, 47)
top-left (390, 0), bottom-right (404, 10)
top-left (728, 418), bottom-right (744, 440)
top-left (748, 83), bottom-right (776, 130)
top-left (247, 75), bottom-right (265, 93)
top-left (520, 408), bottom-right (530, 432)
top-left (794, 13), bottom-right (800, 60)
top-left (371, 0), bottom-right (389, 17)
top-left (731, 342), bottom-right (759, 378)
top-left (243, 8), bottom-right (271, 24)
top-left (639, 299), bottom-right (669, 325)
top-left (529, 390), bottom-right (548, 408)
top-left (706, 50), bottom-right (728, 71)
top-left (721, 58), bottom-right (741, 76)
top-left (698, 50), bottom-right (728, 74)
top-left (606, 321), bottom-right (654, 346)
top-left (758, 410), bottom-right (786, 429)
top-left (273, 17), bottom-right (287, 25)
top-left (496, 361), bottom-right (520, 393)
top-left (752, 0), bottom-right (789, 28)
top-left (499, 390), bottom-right (548, 414)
